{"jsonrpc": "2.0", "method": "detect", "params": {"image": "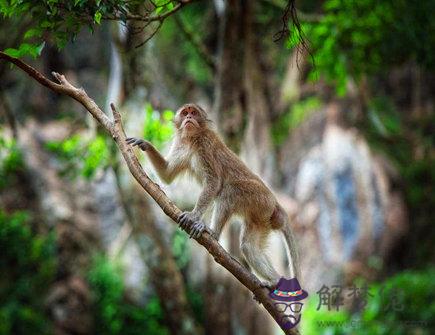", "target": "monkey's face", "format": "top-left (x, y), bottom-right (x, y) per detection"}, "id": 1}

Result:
top-left (175, 104), bottom-right (207, 134)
